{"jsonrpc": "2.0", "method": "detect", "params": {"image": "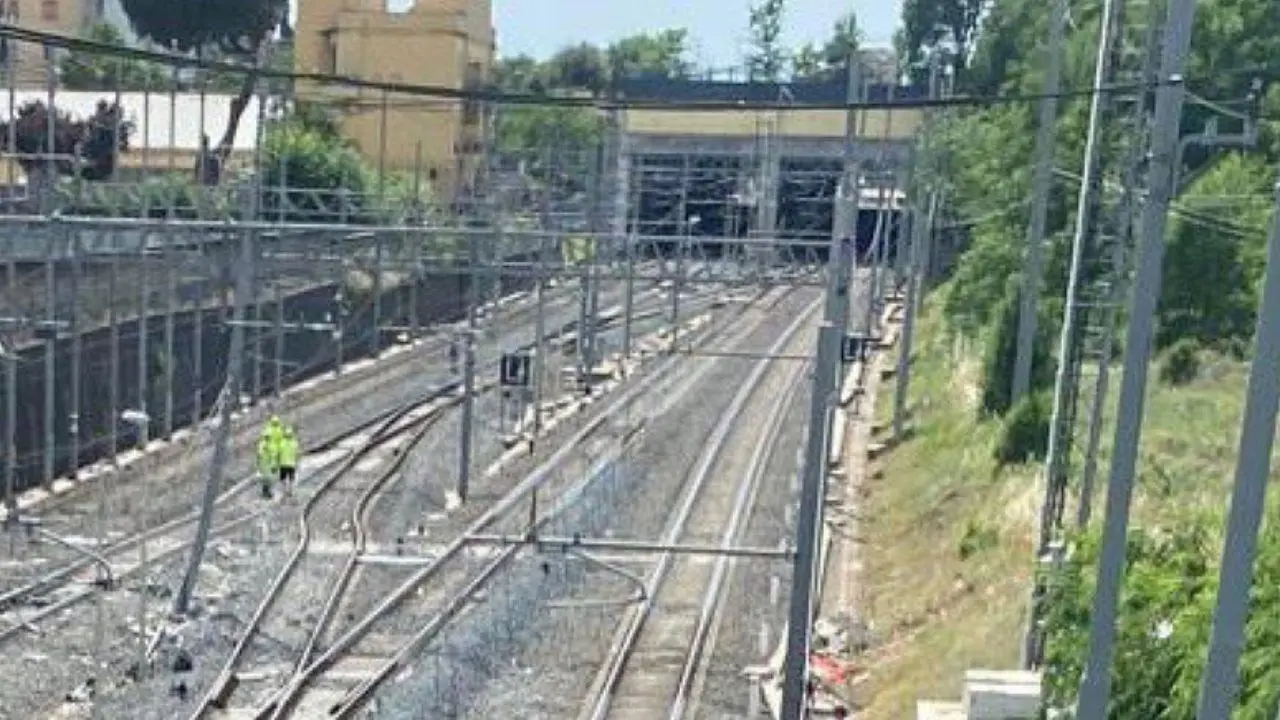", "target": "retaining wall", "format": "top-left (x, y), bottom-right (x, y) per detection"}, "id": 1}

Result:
top-left (0, 267), bottom-right (535, 494)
